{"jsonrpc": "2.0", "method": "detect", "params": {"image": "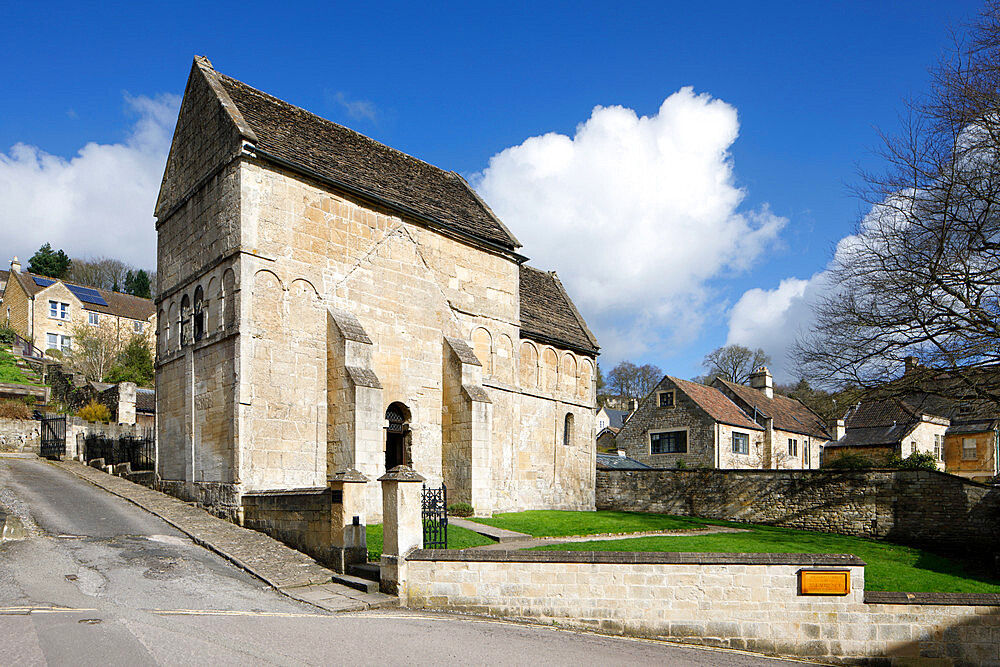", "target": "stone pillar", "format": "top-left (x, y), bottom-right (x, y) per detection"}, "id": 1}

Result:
top-left (379, 465), bottom-right (425, 595)
top-left (328, 468), bottom-right (369, 573)
top-left (117, 382), bottom-right (137, 425)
